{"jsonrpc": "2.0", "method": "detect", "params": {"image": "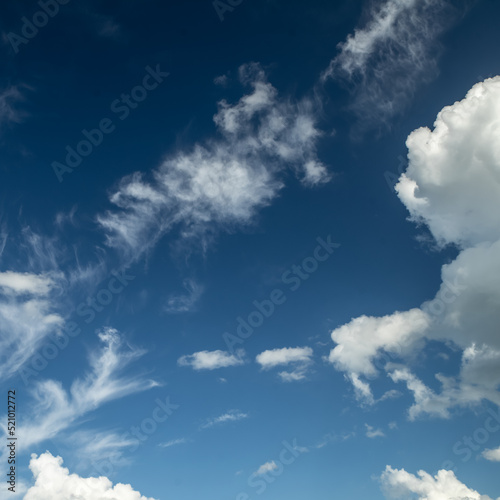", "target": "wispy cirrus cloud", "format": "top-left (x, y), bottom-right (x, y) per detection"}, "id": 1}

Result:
top-left (0, 328), bottom-right (158, 458)
top-left (0, 271), bottom-right (64, 382)
top-left (159, 438), bottom-right (188, 449)
top-left (164, 278), bottom-right (204, 314)
top-left (200, 410), bottom-right (249, 429)
top-left (322, 0), bottom-right (471, 133)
